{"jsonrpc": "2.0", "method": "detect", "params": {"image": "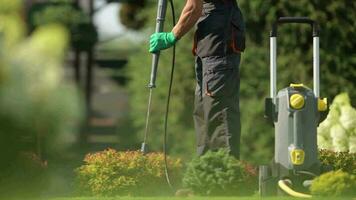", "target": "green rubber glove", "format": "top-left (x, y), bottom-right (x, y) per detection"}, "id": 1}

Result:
top-left (149, 32), bottom-right (177, 53)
